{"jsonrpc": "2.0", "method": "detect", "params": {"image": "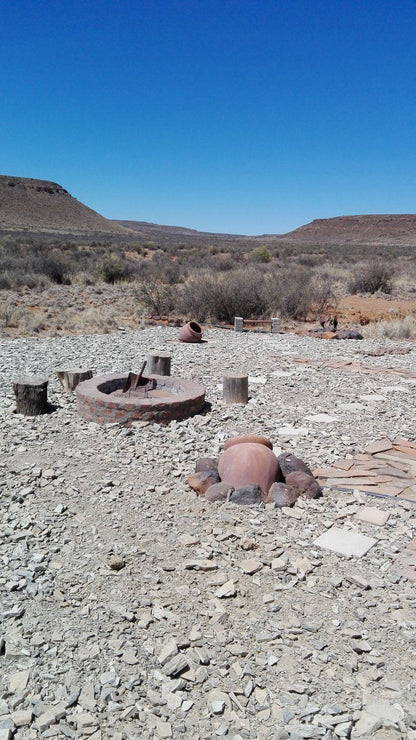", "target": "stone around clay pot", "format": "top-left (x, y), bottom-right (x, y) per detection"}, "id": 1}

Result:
top-left (224, 434), bottom-right (273, 451)
top-left (204, 482), bottom-right (234, 503)
top-left (178, 320), bottom-right (203, 343)
top-left (285, 471), bottom-right (322, 499)
top-left (337, 329), bottom-right (363, 340)
top-left (264, 482), bottom-right (299, 508)
top-left (195, 457), bottom-right (218, 473)
top-left (218, 442), bottom-right (280, 494)
top-left (188, 470), bottom-right (220, 495)
top-left (278, 452), bottom-right (313, 479)
top-left (320, 331), bottom-right (338, 340)
top-left (229, 484), bottom-right (263, 506)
